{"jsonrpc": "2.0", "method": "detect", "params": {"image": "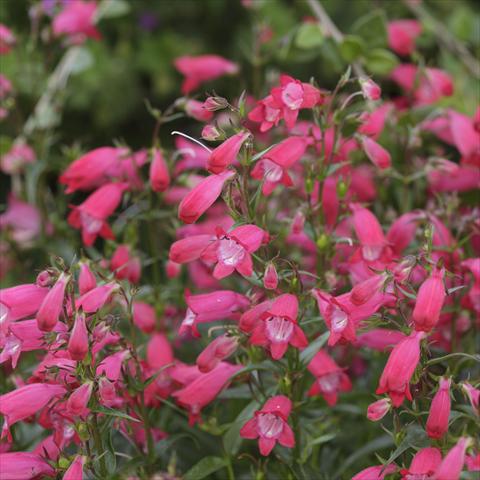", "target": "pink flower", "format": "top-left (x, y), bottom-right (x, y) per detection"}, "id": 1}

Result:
top-left (367, 398), bottom-right (391, 421)
top-left (250, 294), bottom-right (308, 360)
top-left (263, 263), bottom-right (278, 290)
top-left (53, 0), bottom-right (100, 43)
top-left (361, 136), bottom-right (391, 170)
top-left (201, 224), bottom-right (267, 279)
top-left (0, 452), bottom-right (55, 479)
top-left (251, 136), bottom-right (307, 195)
top-left (172, 361), bottom-right (241, 424)
top-left (133, 301), bottom-right (156, 333)
top-left (352, 464), bottom-right (396, 480)
top-left (149, 148), bottom-right (170, 192)
top-left (0, 383), bottom-right (66, 440)
top-left (240, 395), bottom-right (295, 456)
top-left (387, 20), bottom-right (422, 56)
top-left (461, 382), bottom-right (479, 415)
top-left (376, 331), bottom-right (425, 407)
top-left (178, 170), bottom-right (235, 223)
top-left (201, 124), bottom-right (220, 141)
top-left (0, 142), bottom-right (35, 174)
top-left (401, 447), bottom-right (442, 480)
top-left (270, 75), bottom-right (322, 129)
top-left (391, 65), bottom-right (453, 105)
top-left (351, 204), bottom-right (388, 261)
top-left (60, 147), bottom-right (126, 193)
top-left (185, 99), bottom-right (214, 122)
top-left (248, 94), bottom-right (282, 132)
top-left (64, 455), bottom-right (86, 480)
top-left (0, 24), bottom-right (15, 55)
top-left (36, 272), bottom-right (71, 332)
top-left (96, 350), bottom-right (129, 382)
top-left (67, 382), bottom-right (93, 417)
top-left (356, 329), bottom-right (406, 352)
top-left (68, 182), bottom-right (128, 246)
top-left (0, 195), bottom-right (42, 247)
top-left (68, 312), bottom-right (88, 361)
top-left (0, 283), bottom-right (47, 332)
top-left (169, 234), bottom-right (214, 263)
top-left (174, 55), bottom-right (239, 94)
top-left (196, 334), bottom-right (238, 372)
top-left (78, 261), bottom-right (96, 295)
top-left (412, 266), bottom-right (445, 332)
top-left (110, 244), bottom-right (141, 284)
top-left (435, 437), bottom-right (471, 480)
top-left (426, 377), bottom-right (451, 439)
top-left (307, 350), bottom-right (352, 405)
top-left (180, 290), bottom-right (249, 337)
top-left (359, 77), bottom-right (381, 100)
top-left (207, 131), bottom-right (250, 174)
top-left (76, 282), bottom-right (119, 313)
